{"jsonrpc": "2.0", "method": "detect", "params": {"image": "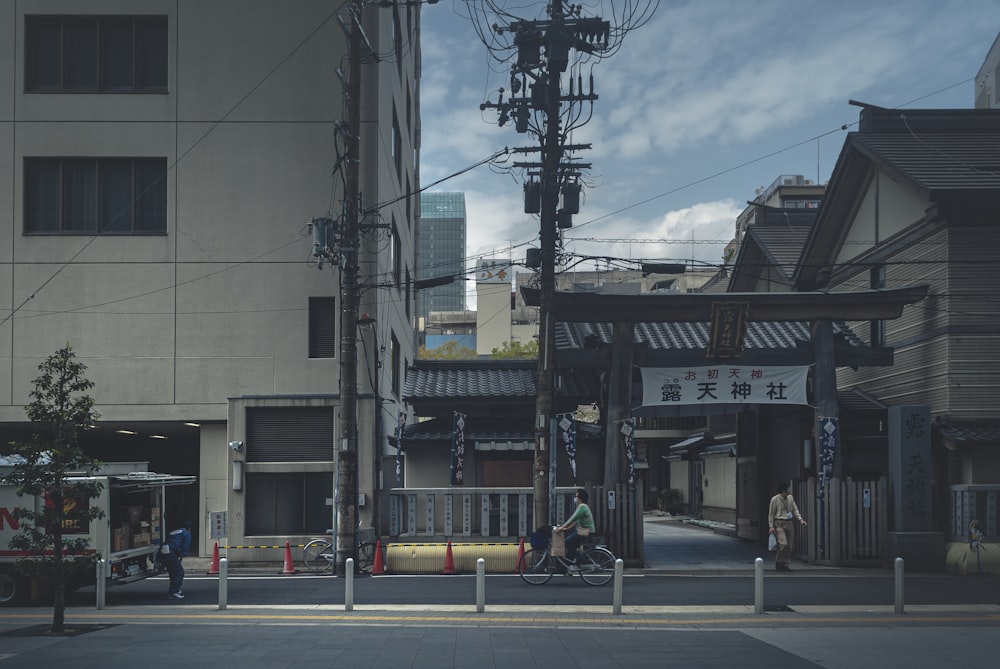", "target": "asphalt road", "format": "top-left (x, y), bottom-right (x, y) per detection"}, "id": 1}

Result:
top-left (62, 571), bottom-right (1000, 609)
